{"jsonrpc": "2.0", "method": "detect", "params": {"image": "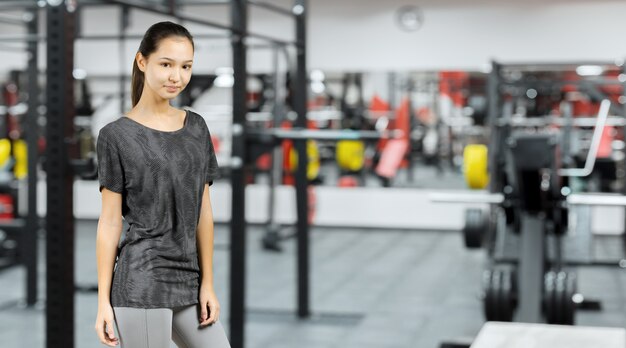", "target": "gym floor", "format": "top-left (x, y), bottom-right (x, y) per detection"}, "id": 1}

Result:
top-left (1, 218), bottom-right (626, 348)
